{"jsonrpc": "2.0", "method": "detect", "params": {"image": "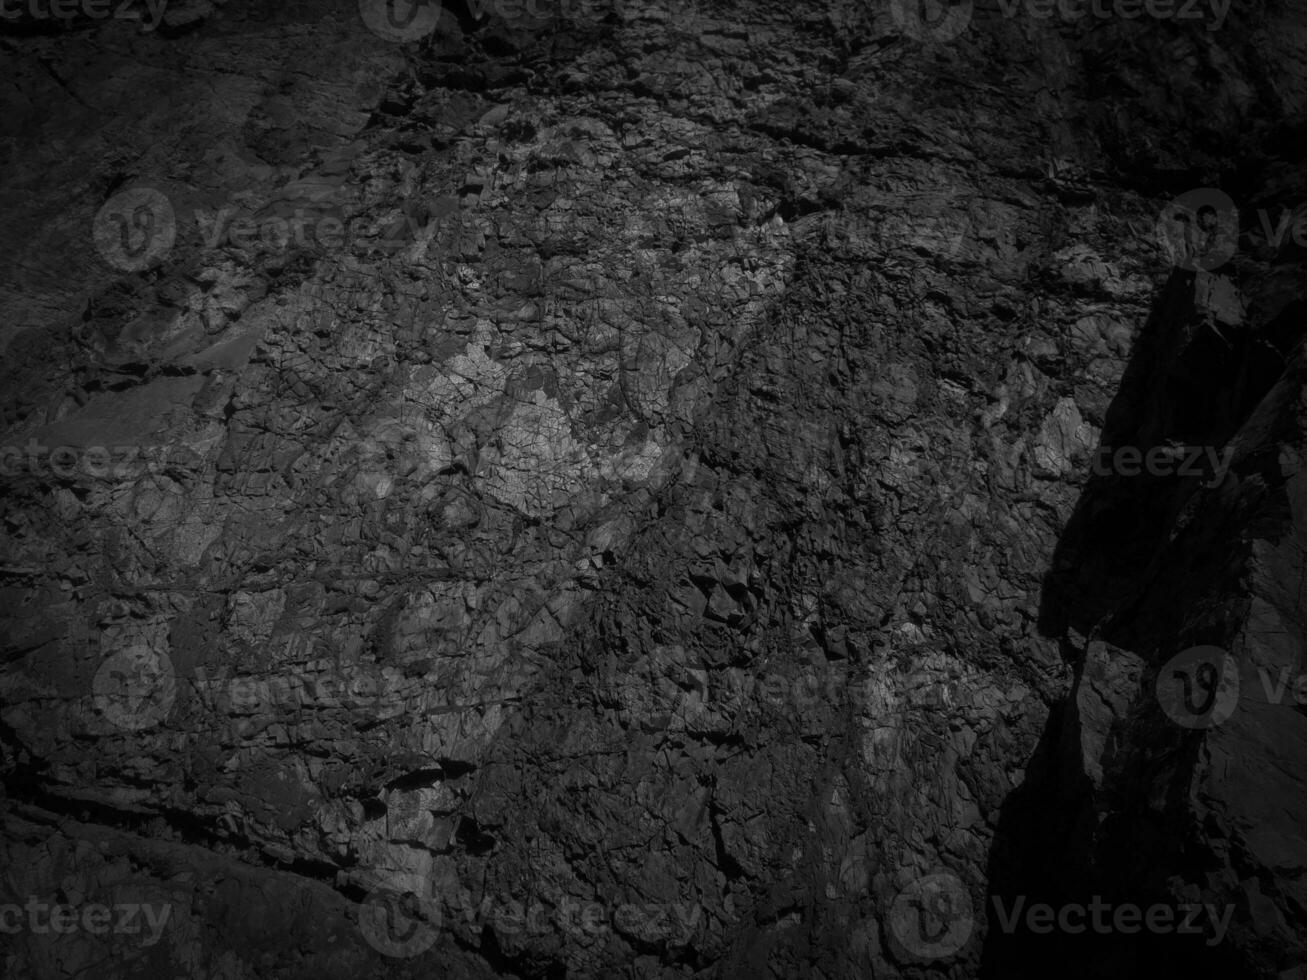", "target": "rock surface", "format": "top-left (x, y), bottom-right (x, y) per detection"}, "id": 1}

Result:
top-left (1, 0), bottom-right (1306, 977)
